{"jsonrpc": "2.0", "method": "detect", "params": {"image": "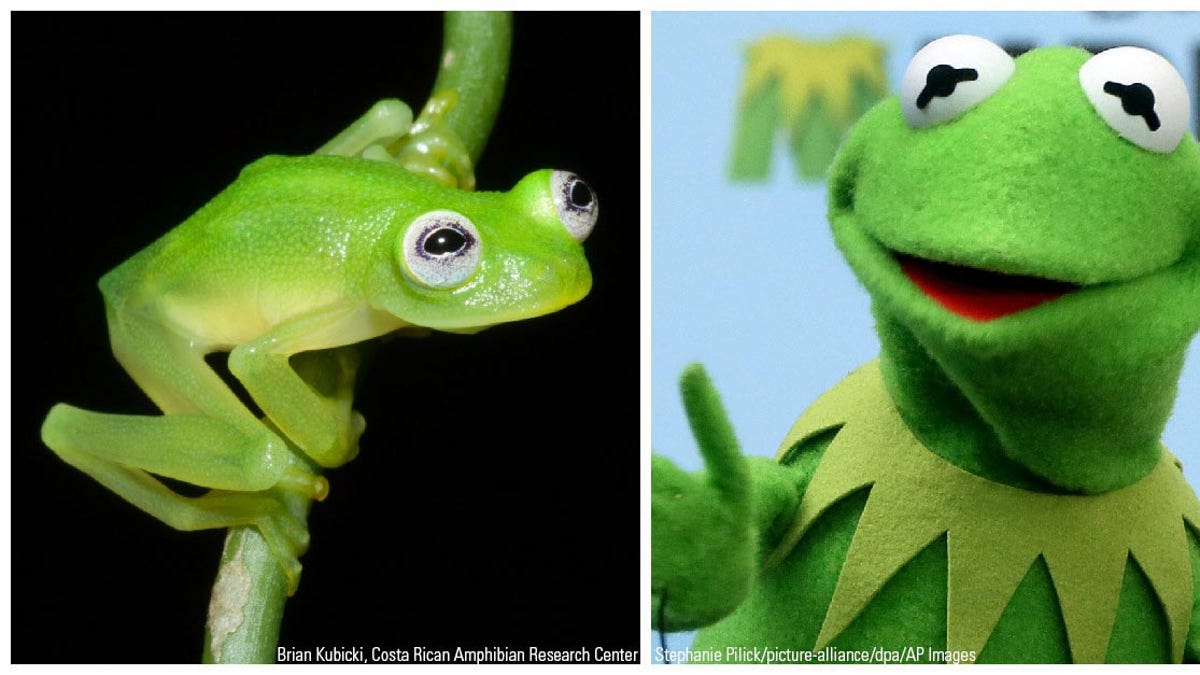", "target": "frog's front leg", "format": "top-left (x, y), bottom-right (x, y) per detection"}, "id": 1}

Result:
top-left (315, 98), bottom-right (414, 160)
top-left (228, 303), bottom-right (387, 468)
top-left (50, 299), bottom-right (320, 491)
